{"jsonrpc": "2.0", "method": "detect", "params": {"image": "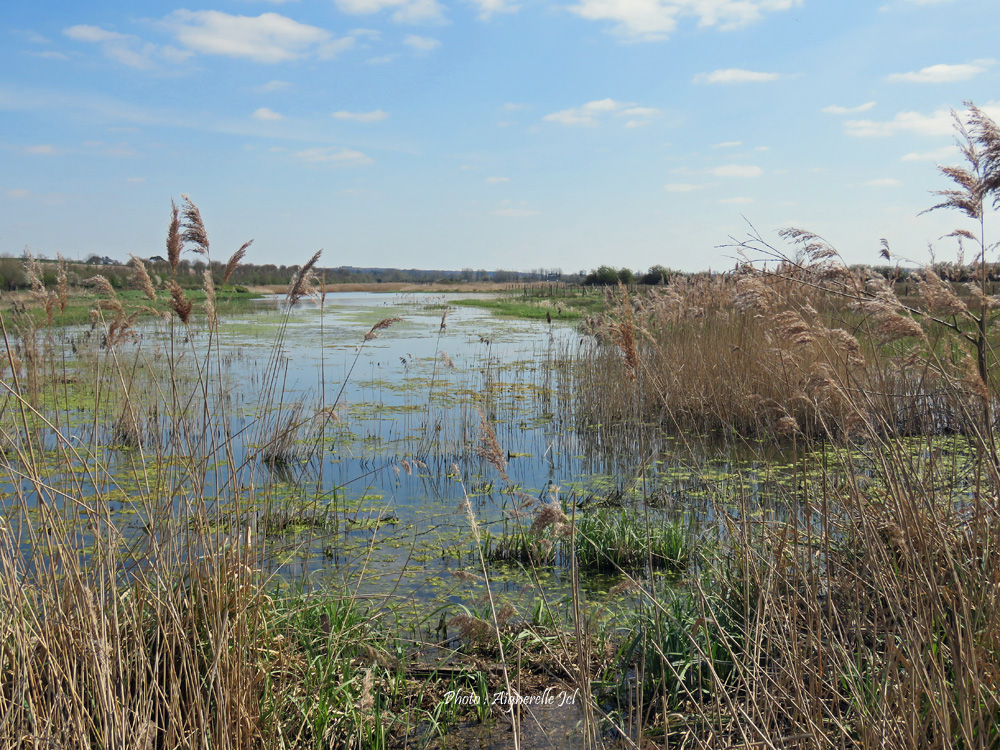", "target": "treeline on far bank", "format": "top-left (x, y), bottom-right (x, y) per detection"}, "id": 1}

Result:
top-left (0, 253), bottom-right (575, 293)
top-left (5, 250), bottom-right (999, 296)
